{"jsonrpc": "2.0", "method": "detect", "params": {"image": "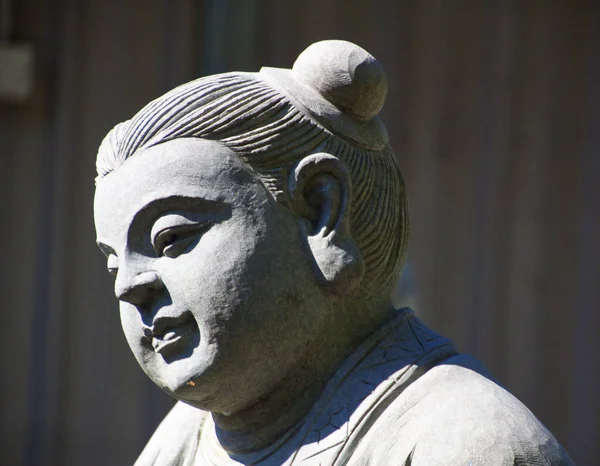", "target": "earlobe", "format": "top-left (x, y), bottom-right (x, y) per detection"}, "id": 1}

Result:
top-left (289, 153), bottom-right (365, 295)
